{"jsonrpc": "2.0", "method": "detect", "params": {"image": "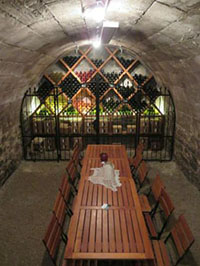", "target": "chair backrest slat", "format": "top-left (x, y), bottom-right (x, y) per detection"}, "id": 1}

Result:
top-left (72, 141), bottom-right (81, 166)
top-left (171, 227), bottom-right (185, 257)
top-left (66, 159), bottom-right (77, 182)
top-left (179, 215), bottom-right (195, 247)
top-left (152, 188), bottom-right (174, 239)
top-left (138, 161), bottom-right (148, 184)
top-left (59, 174), bottom-right (71, 201)
top-left (53, 191), bottom-right (66, 227)
top-left (136, 142), bottom-right (144, 155)
top-left (151, 173), bottom-right (165, 201)
top-left (72, 145), bottom-right (80, 164)
top-left (50, 221), bottom-right (62, 257)
top-left (53, 191), bottom-right (61, 214)
top-left (159, 188), bottom-right (174, 218)
top-left (174, 223), bottom-right (188, 256)
top-left (43, 214), bottom-right (56, 244)
top-left (43, 214), bottom-right (62, 260)
top-left (132, 152), bottom-right (143, 169)
top-left (174, 215), bottom-right (195, 254)
top-left (169, 214), bottom-right (195, 263)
